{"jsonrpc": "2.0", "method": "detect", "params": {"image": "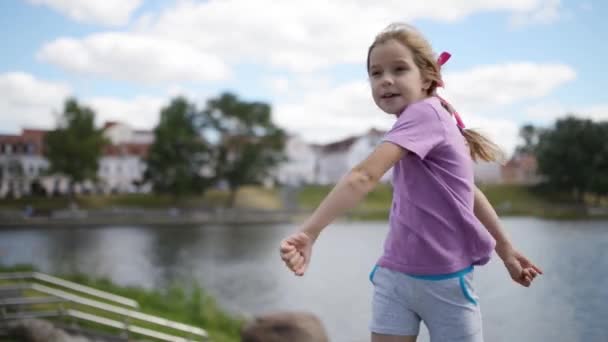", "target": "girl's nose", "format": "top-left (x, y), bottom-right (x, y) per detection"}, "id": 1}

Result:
top-left (380, 75), bottom-right (393, 85)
